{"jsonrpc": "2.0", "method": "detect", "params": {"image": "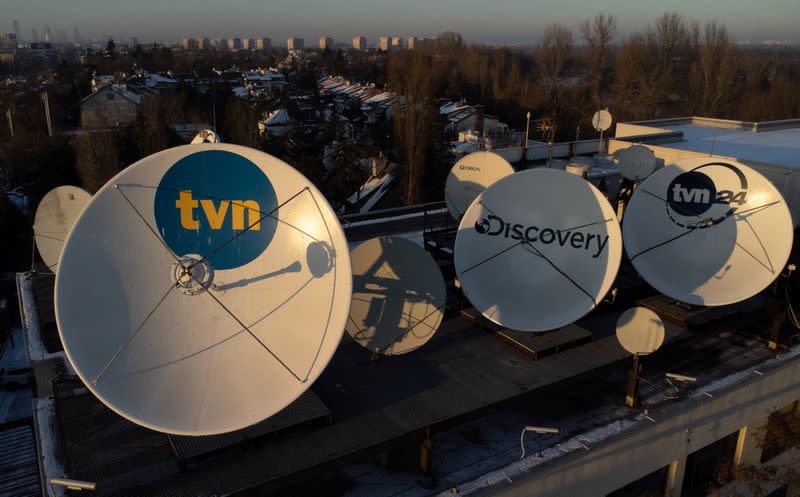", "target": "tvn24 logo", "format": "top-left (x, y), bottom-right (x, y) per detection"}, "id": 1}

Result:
top-left (154, 150), bottom-right (278, 270)
top-left (666, 162), bottom-right (748, 218)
